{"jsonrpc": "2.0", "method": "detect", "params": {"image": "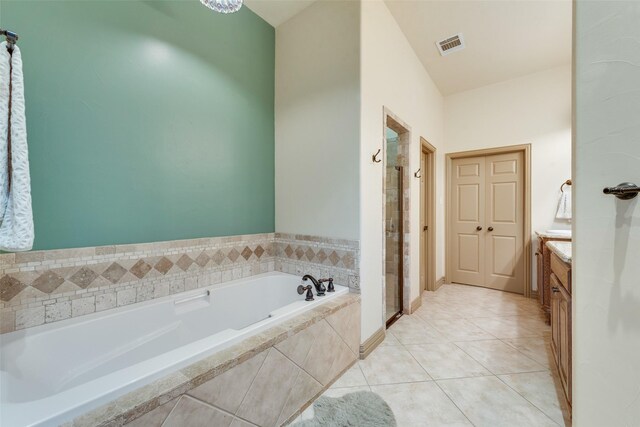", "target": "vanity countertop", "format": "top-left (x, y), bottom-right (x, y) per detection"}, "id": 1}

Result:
top-left (535, 230), bottom-right (572, 239)
top-left (546, 241), bottom-right (572, 263)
